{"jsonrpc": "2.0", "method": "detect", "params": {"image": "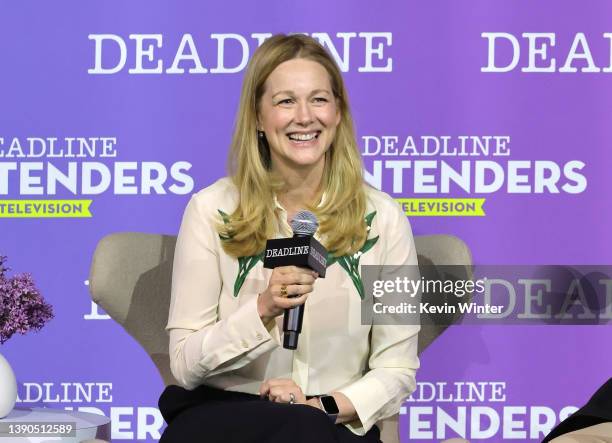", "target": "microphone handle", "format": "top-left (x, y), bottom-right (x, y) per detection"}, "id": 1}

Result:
top-left (283, 302), bottom-right (305, 350)
top-left (282, 233), bottom-right (311, 350)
